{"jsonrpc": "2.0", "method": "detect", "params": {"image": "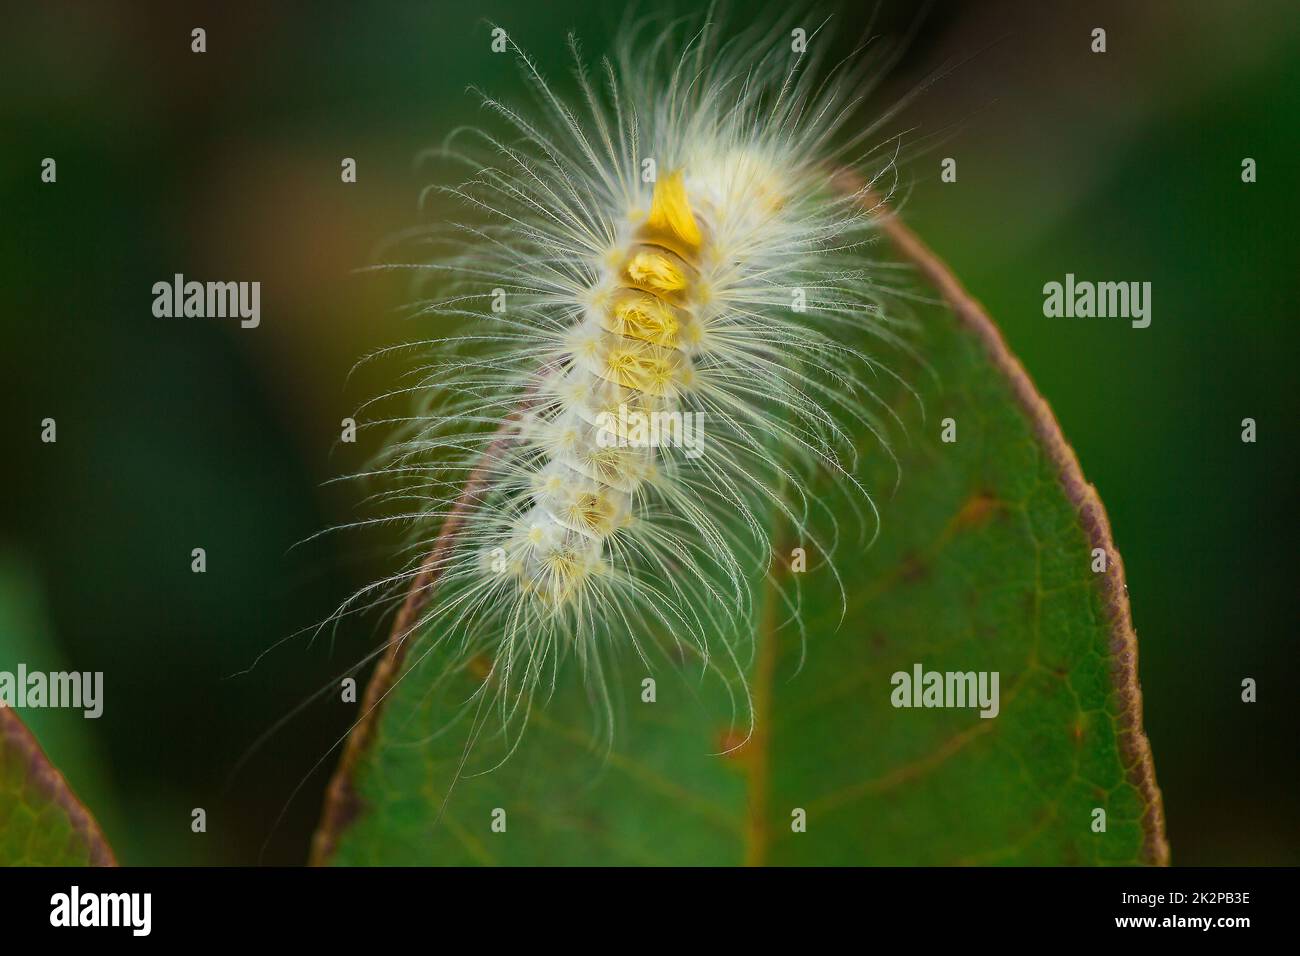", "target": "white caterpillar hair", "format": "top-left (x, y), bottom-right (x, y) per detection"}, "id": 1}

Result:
top-left (340, 10), bottom-right (923, 758)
